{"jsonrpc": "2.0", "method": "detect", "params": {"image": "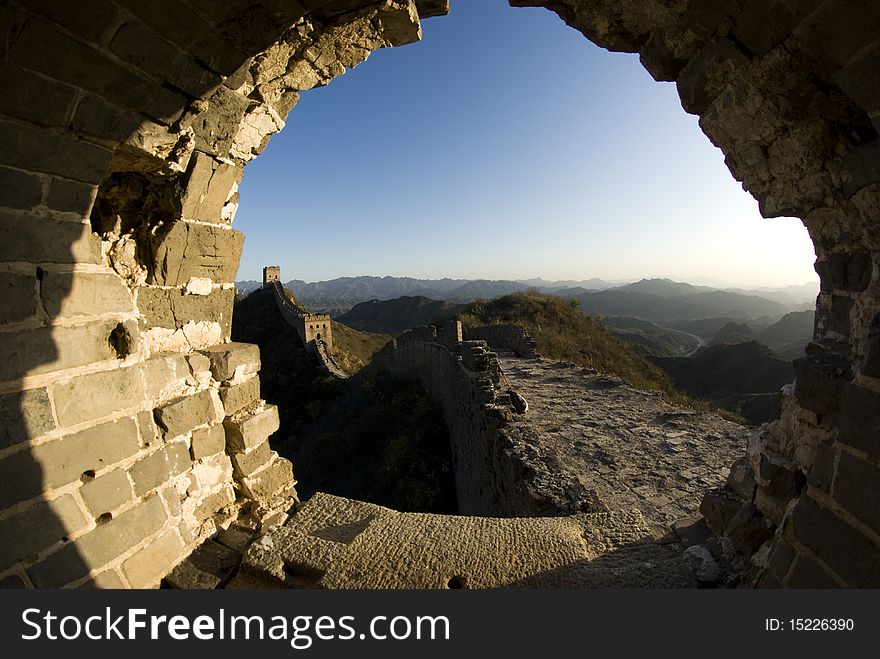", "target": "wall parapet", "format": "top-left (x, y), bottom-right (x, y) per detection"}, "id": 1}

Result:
top-left (268, 281), bottom-right (346, 378)
top-left (374, 324), bottom-right (602, 517)
top-left (464, 324), bottom-right (539, 358)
